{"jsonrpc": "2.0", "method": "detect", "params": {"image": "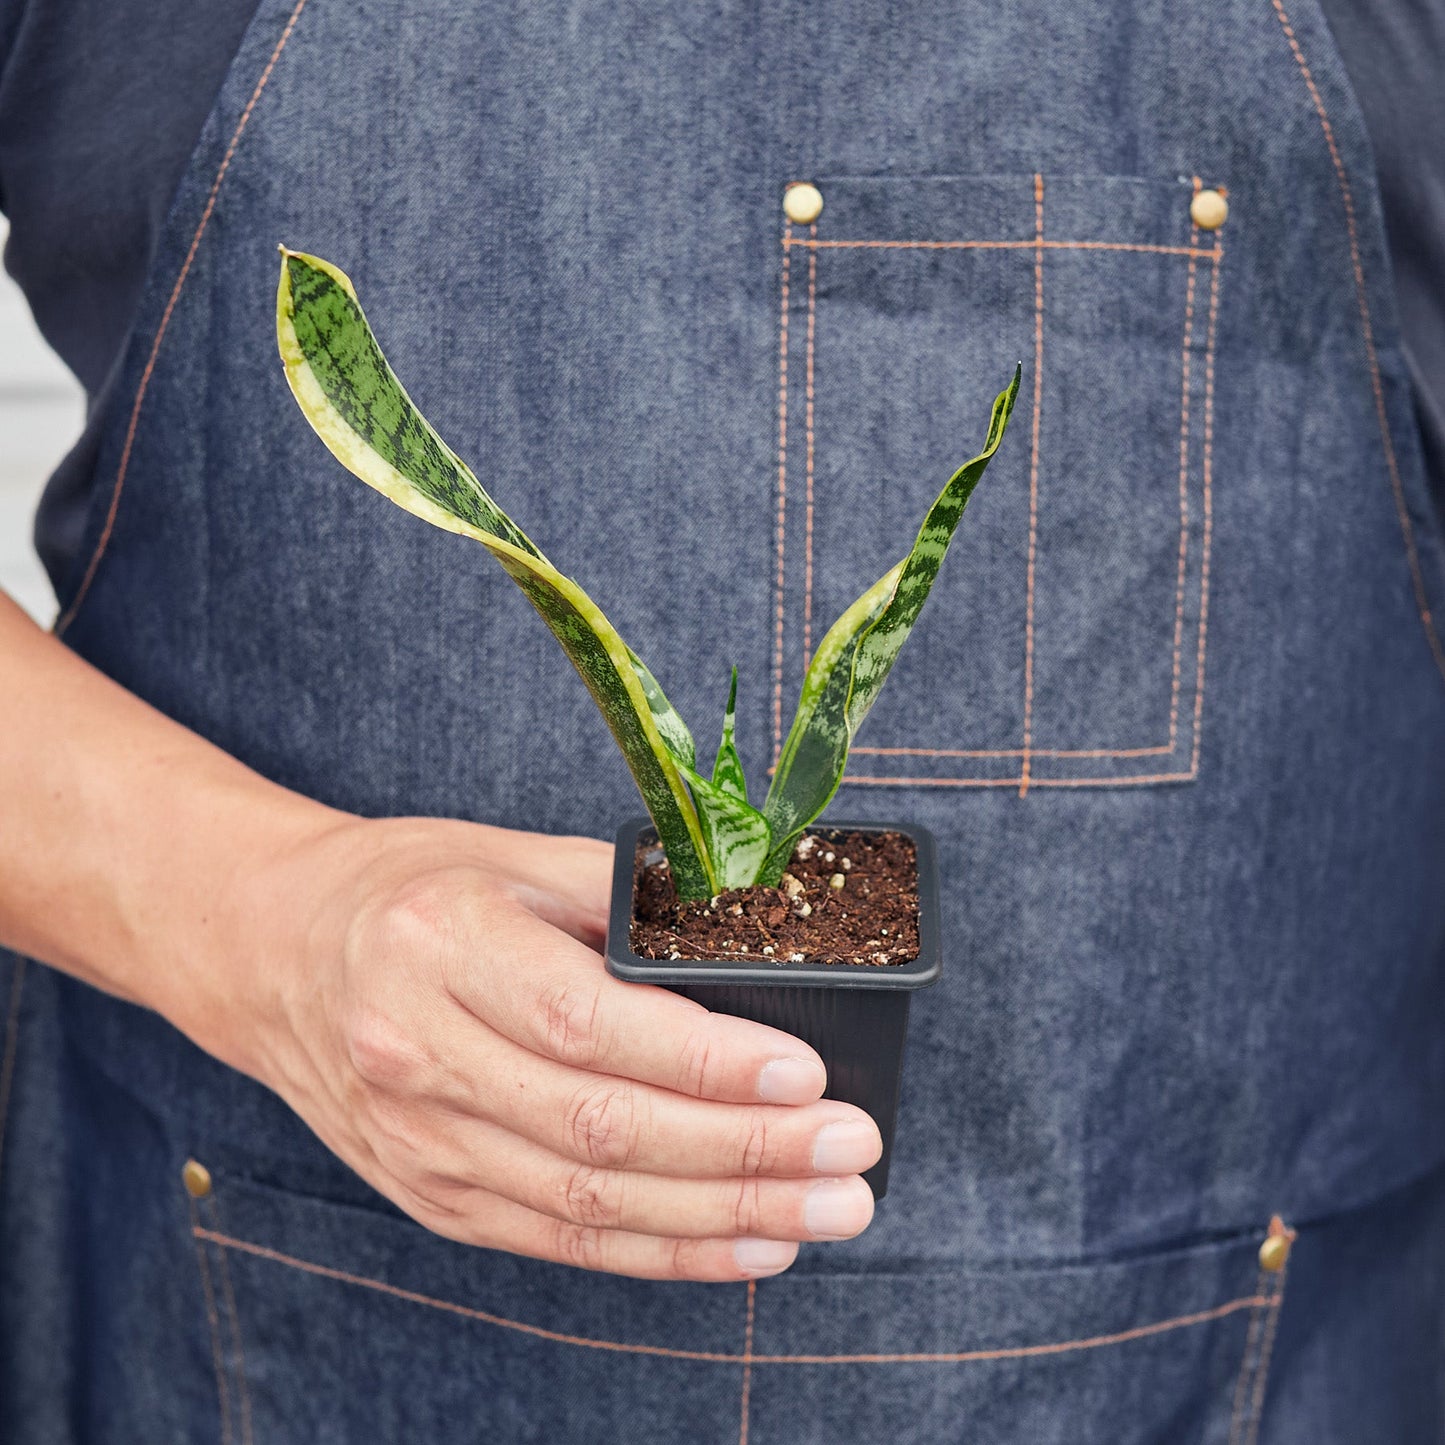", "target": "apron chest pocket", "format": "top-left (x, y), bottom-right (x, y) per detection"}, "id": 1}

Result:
top-left (769, 173), bottom-right (1224, 791)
